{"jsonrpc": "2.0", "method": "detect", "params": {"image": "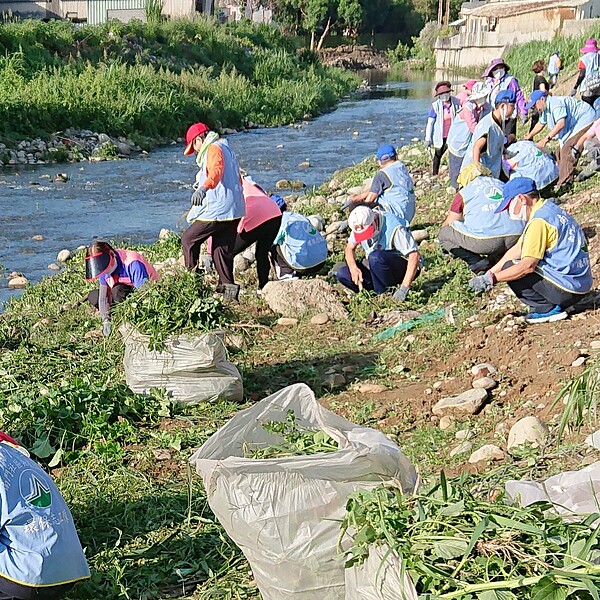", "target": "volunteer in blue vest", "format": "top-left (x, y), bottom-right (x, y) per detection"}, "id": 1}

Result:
top-left (524, 90), bottom-right (596, 188)
top-left (483, 58), bottom-right (527, 137)
top-left (425, 81), bottom-right (460, 177)
top-left (182, 122), bottom-right (245, 300)
top-left (337, 205), bottom-right (421, 302)
top-left (469, 177), bottom-right (592, 324)
top-left (439, 163), bottom-right (525, 273)
top-left (0, 433), bottom-right (90, 600)
top-left (347, 144), bottom-right (415, 223)
top-left (504, 140), bottom-right (559, 191)
top-left (571, 39), bottom-right (600, 107)
top-left (447, 82), bottom-right (491, 190)
top-left (461, 90), bottom-right (516, 179)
